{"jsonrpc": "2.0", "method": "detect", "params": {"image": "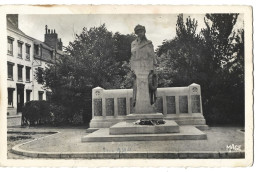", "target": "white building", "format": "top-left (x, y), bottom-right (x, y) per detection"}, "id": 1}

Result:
top-left (6, 15), bottom-right (64, 127)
